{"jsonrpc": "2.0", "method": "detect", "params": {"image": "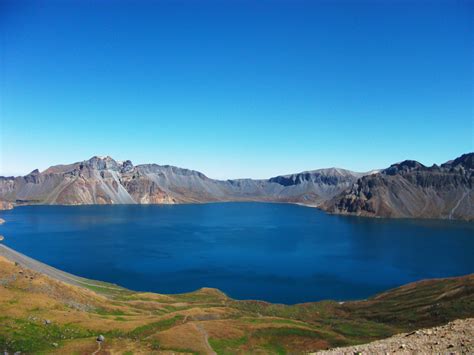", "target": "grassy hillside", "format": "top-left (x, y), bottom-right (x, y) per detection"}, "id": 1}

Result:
top-left (0, 255), bottom-right (472, 354)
